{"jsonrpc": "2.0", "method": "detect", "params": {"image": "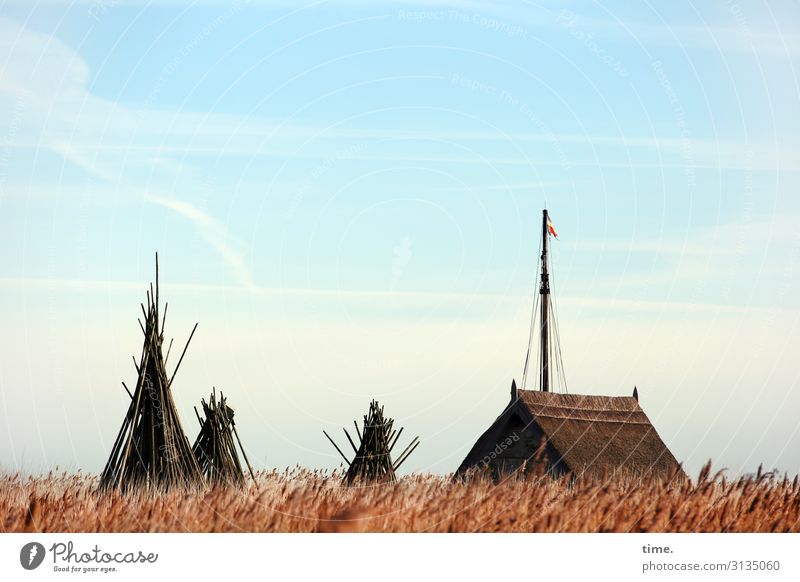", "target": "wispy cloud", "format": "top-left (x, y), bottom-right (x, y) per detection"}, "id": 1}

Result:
top-left (3, 15), bottom-right (797, 173)
top-left (144, 194), bottom-right (253, 287)
top-left (589, 15), bottom-right (800, 58)
top-left (8, 109), bottom-right (798, 171)
top-left (0, 18), bottom-right (254, 287)
top-left (5, 273), bottom-right (797, 318)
